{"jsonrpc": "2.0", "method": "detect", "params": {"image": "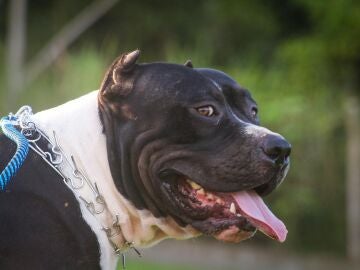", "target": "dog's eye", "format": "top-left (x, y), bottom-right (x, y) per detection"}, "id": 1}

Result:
top-left (196, 105), bottom-right (216, 117)
top-left (251, 107), bottom-right (258, 118)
